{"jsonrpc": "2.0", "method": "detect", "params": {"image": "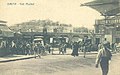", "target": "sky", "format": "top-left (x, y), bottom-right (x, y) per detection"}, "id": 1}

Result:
top-left (0, 0), bottom-right (103, 29)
